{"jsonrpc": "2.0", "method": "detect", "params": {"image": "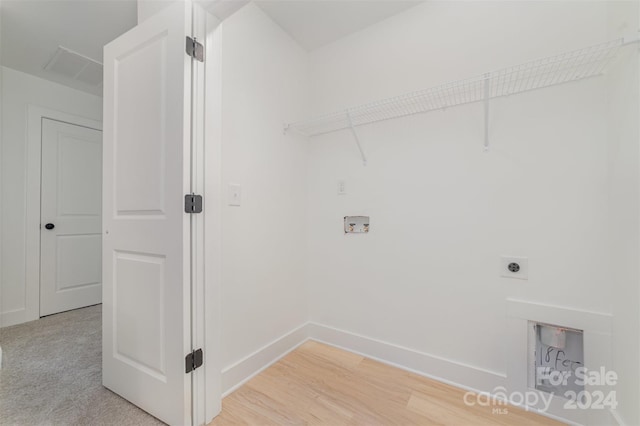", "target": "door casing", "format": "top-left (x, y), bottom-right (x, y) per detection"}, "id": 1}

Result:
top-left (24, 106), bottom-right (102, 322)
